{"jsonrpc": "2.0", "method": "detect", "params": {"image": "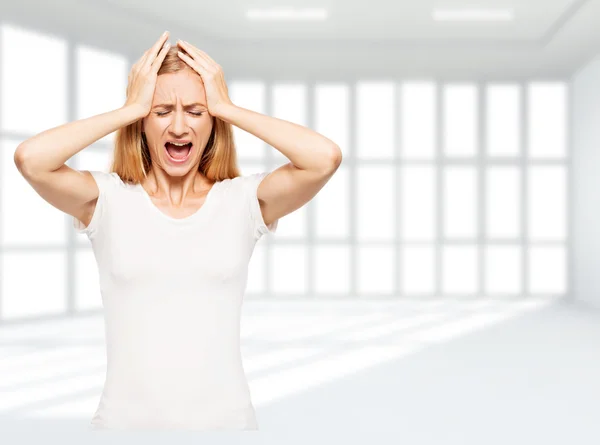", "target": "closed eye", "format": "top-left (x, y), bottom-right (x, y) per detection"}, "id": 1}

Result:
top-left (155, 111), bottom-right (204, 116)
